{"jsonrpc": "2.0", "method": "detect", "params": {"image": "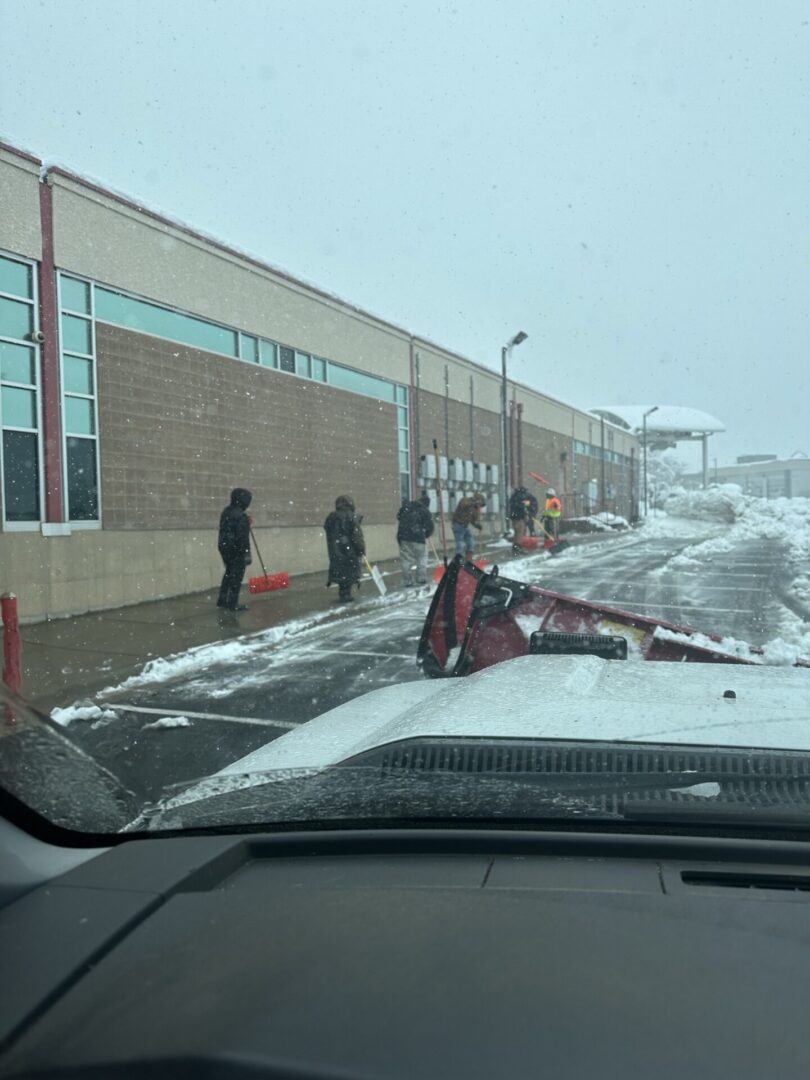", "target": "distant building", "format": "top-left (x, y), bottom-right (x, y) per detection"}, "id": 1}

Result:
top-left (683, 457), bottom-right (810, 499)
